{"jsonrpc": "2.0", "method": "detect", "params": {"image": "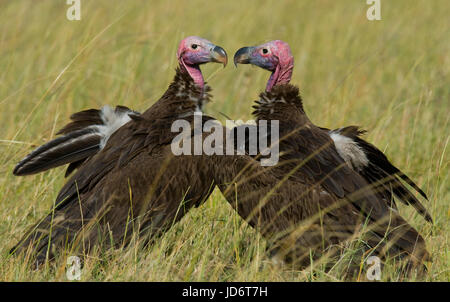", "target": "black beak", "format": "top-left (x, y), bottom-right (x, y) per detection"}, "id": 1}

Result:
top-left (211, 46), bottom-right (228, 67)
top-left (233, 46), bottom-right (254, 67)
